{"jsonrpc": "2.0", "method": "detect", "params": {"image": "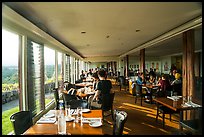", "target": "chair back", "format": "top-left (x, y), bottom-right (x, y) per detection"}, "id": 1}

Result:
top-left (135, 82), bottom-right (142, 95)
top-left (68, 99), bottom-right (88, 109)
top-left (53, 88), bottom-right (59, 110)
top-left (62, 92), bottom-right (78, 103)
top-left (118, 76), bottom-right (125, 86)
top-left (64, 82), bottom-right (74, 91)
top-left (101, 92), bottom-right (115, 111)
top-left (172, 83), bottom-right (182, 96)
top-left (113, 110), bottom-right (128, 135)
top-left (10, 111), bottom-right (33, 135)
